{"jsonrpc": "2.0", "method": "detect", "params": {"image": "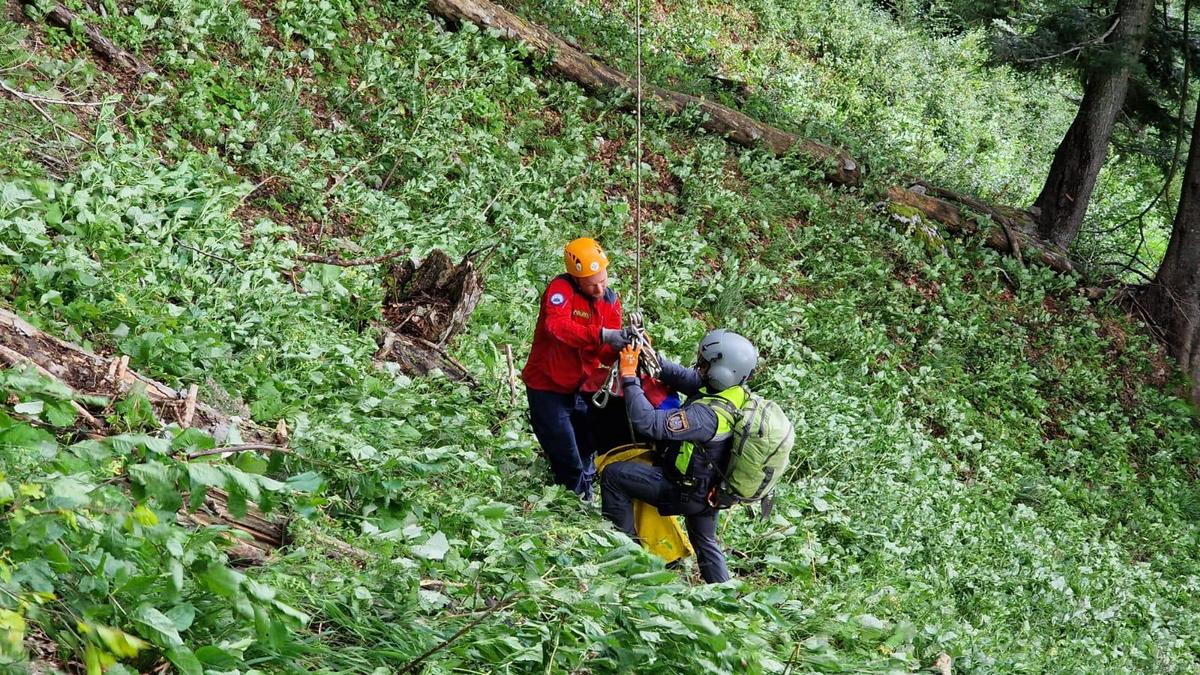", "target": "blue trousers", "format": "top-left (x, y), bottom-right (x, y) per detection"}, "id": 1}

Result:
top-left (526, 388), bottom-right (596, 496)
top-left (599, 461), bottom-right (731, 583)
